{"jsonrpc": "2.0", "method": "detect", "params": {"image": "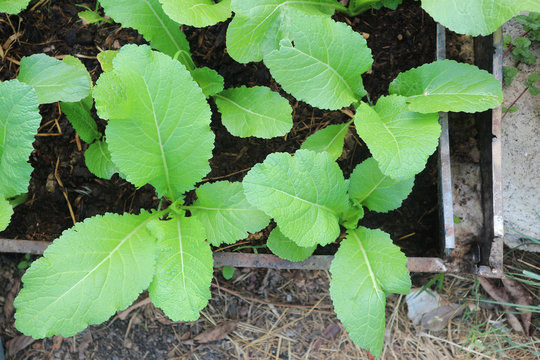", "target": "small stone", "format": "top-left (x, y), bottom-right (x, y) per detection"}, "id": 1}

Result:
top-left (397, 34), bottom-right (403, 40)
top-left (46, 173), bottom-right (56, 193)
